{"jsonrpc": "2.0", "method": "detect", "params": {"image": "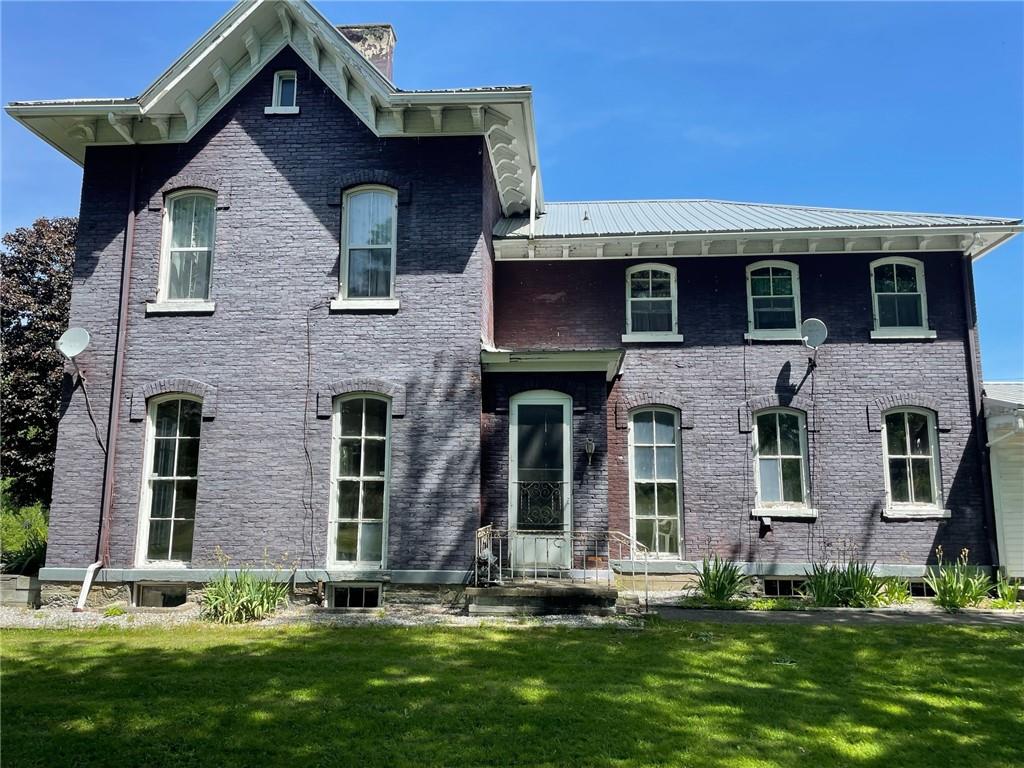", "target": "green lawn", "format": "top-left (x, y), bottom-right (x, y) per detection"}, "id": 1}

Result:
top-left (2, 621), bottom-right (1023, 768)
